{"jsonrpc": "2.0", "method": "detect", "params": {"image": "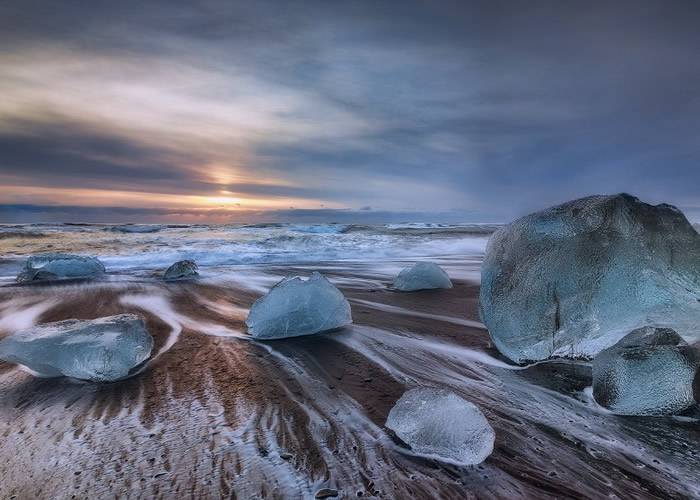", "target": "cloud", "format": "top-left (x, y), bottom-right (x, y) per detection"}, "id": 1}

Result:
top-left (0, 0), bottom-right (699, 221)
